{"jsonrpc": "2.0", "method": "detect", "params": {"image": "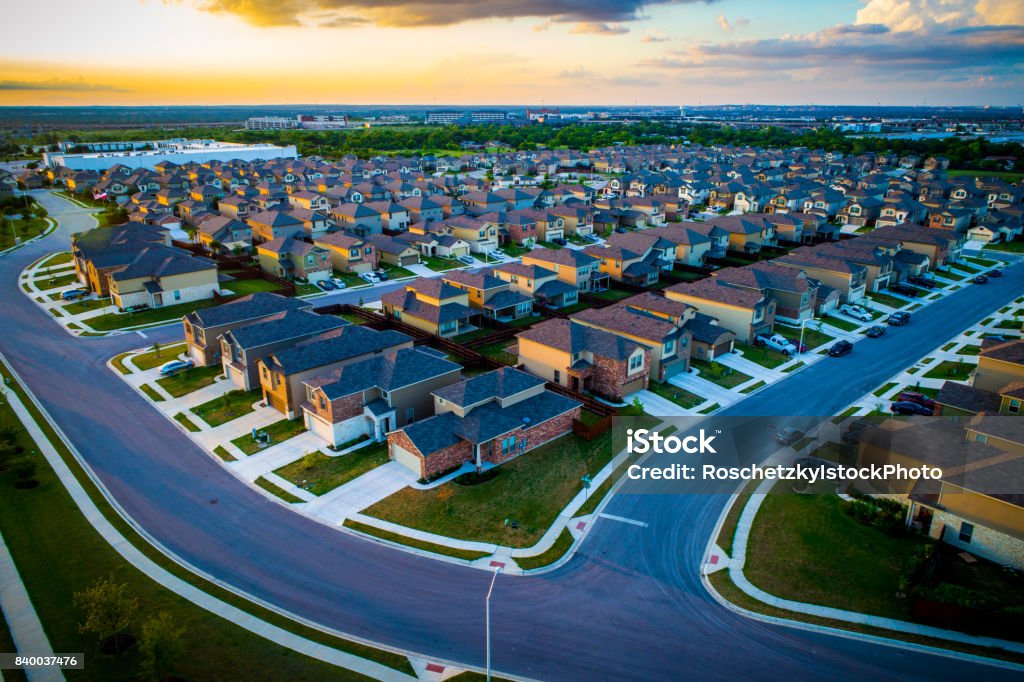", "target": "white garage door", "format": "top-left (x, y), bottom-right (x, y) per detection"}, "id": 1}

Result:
top-left (391, 443), bottom-right (423, 476)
